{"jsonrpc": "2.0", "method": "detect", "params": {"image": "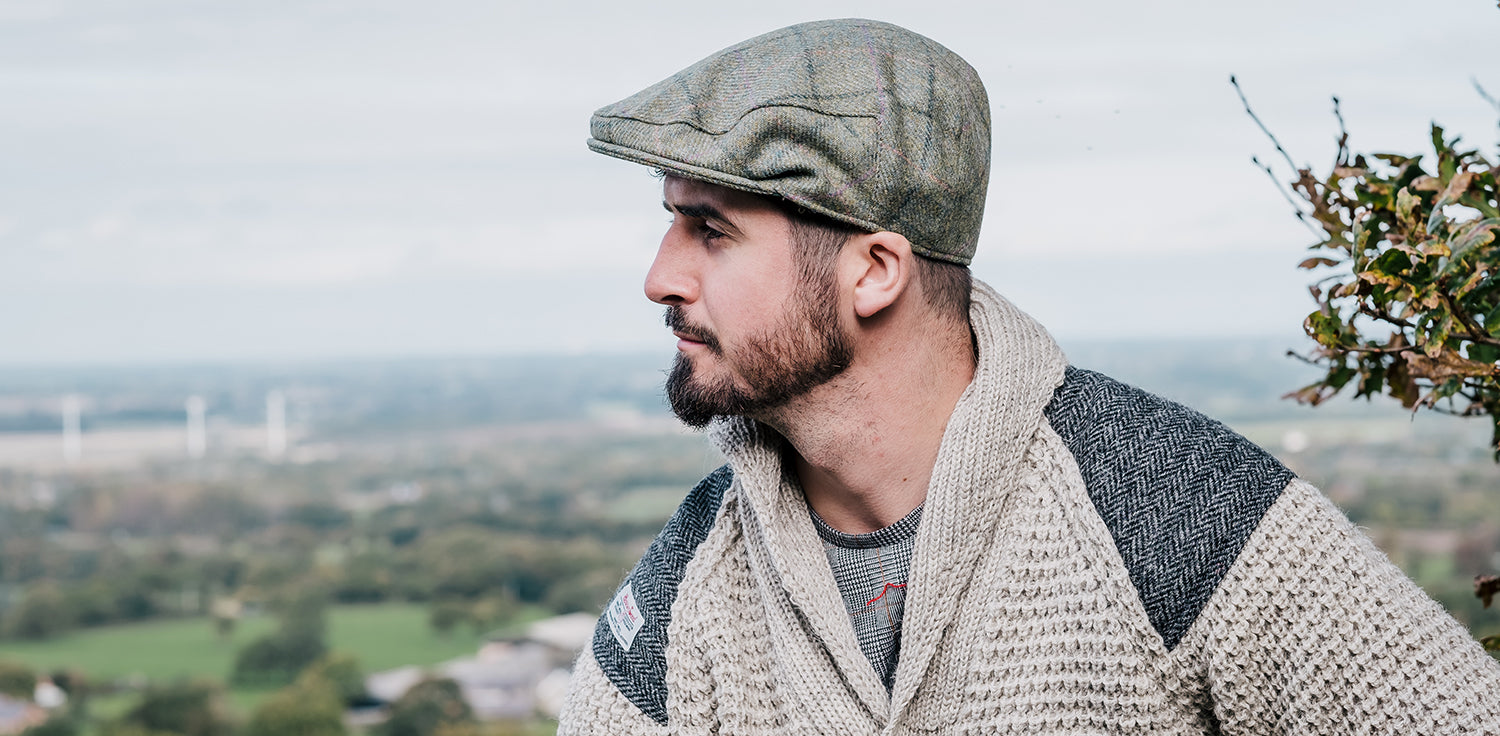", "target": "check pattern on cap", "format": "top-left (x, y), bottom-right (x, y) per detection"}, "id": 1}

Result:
top-left (588, 18), bottom-right (991, 265)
